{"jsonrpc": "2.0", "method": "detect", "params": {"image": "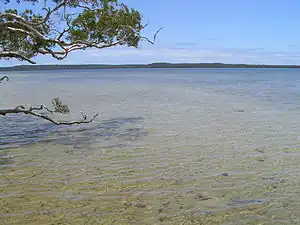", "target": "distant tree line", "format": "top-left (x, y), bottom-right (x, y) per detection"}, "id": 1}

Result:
top-left (1, 63), bottom-right (300, 71)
